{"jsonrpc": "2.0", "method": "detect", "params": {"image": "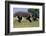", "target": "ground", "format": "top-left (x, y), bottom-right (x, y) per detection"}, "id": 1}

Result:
top-left (13, 17), bottom-right (39, 28)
